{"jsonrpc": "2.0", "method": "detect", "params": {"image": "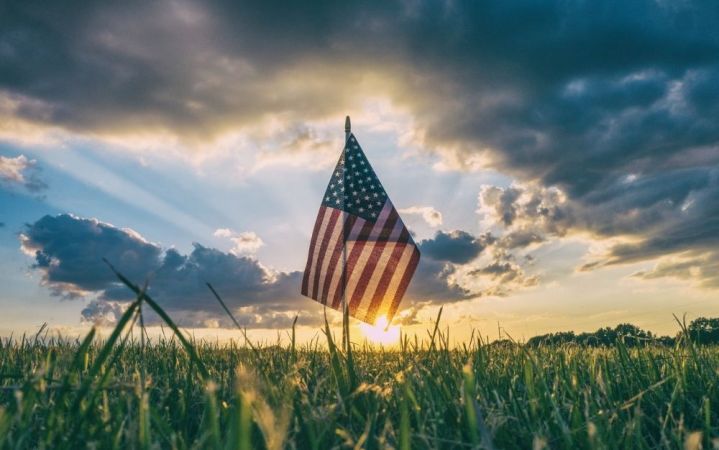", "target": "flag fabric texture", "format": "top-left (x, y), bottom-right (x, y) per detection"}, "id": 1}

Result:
top-left (301, 133), bottom-right (420, 325)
